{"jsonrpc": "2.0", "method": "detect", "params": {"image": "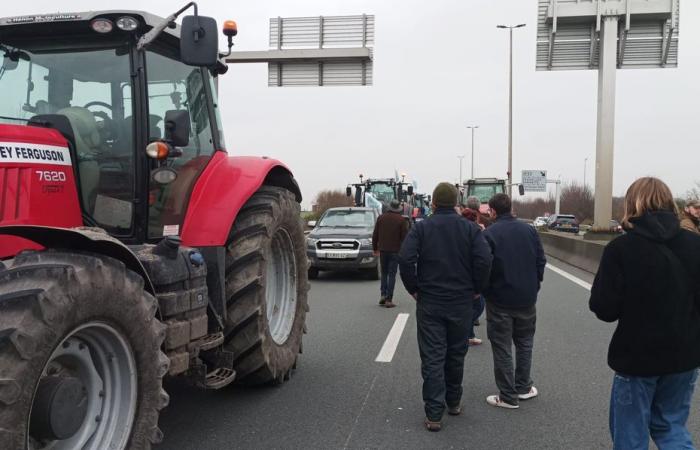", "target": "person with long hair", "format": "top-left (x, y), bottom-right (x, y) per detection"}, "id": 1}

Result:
top-left (590, 177), bottom-right (700, 449)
